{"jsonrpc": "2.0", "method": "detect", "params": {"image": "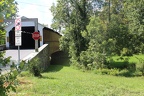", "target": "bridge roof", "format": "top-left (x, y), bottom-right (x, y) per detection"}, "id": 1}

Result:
top-left (4, 16), bottom-right (62, 36)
